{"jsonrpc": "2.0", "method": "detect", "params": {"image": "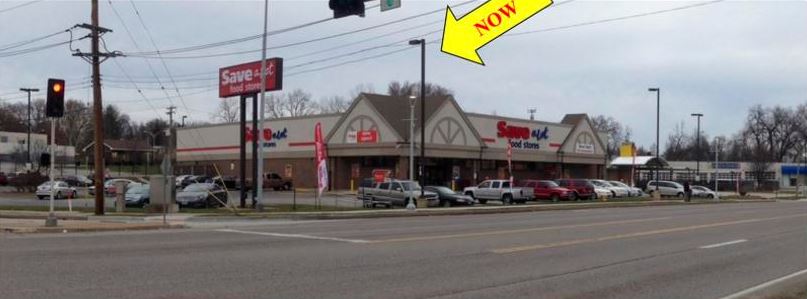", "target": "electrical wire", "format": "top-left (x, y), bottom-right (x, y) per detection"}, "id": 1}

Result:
top-left (0, 0), bottom-right (42, 14)
top-left (0, 29), bottom-right (69, 52)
